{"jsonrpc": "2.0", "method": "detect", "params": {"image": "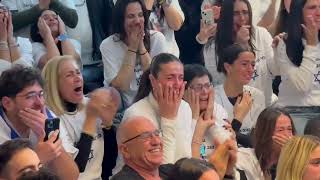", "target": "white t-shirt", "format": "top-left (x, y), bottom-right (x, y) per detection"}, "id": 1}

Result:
top-left (100, 30), bottom-right (168, 107)
top-left (2, 0), bottom-right (76, 38)
top-left (59, 98), bottom-right (104, 180)
top-left (0, 107), bottom-right (56, 145)
top-left (149, 0), bottom-right (184, 57)
top-left (236, 148), bottom-right (265, 180)
top-left (269, 39), bottom-right (320, 106)
top-left (0, 37), bottom-right (34, 74)
top-left (67, 1), bottom-right (95, 65)
top-left (203, 26), bottom-right (274, 106)
top-left (112, 92), bottom-right (193, 175)
top-left (32, 39), bottom-right (81, 66)
top-left (191, 102), bottom-right (229, 160)
top-left (214, 85), bottom-right (265, 135)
